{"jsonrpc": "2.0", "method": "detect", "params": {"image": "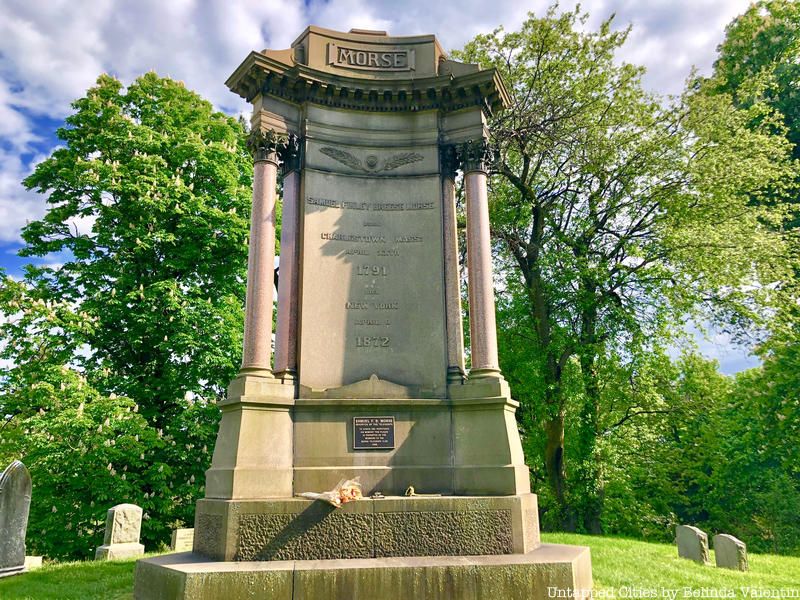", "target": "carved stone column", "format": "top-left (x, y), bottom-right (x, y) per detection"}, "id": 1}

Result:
top-left (205, 129), bottom-right (295, 502)
top-left (274, 135), bottom-right (302, 379)
top-left (240, 130), bottom-right (281, 377)
top-left (461, 139), bottom-right (501, 379)
top-left (440, 144), bottom-right (466, 382)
